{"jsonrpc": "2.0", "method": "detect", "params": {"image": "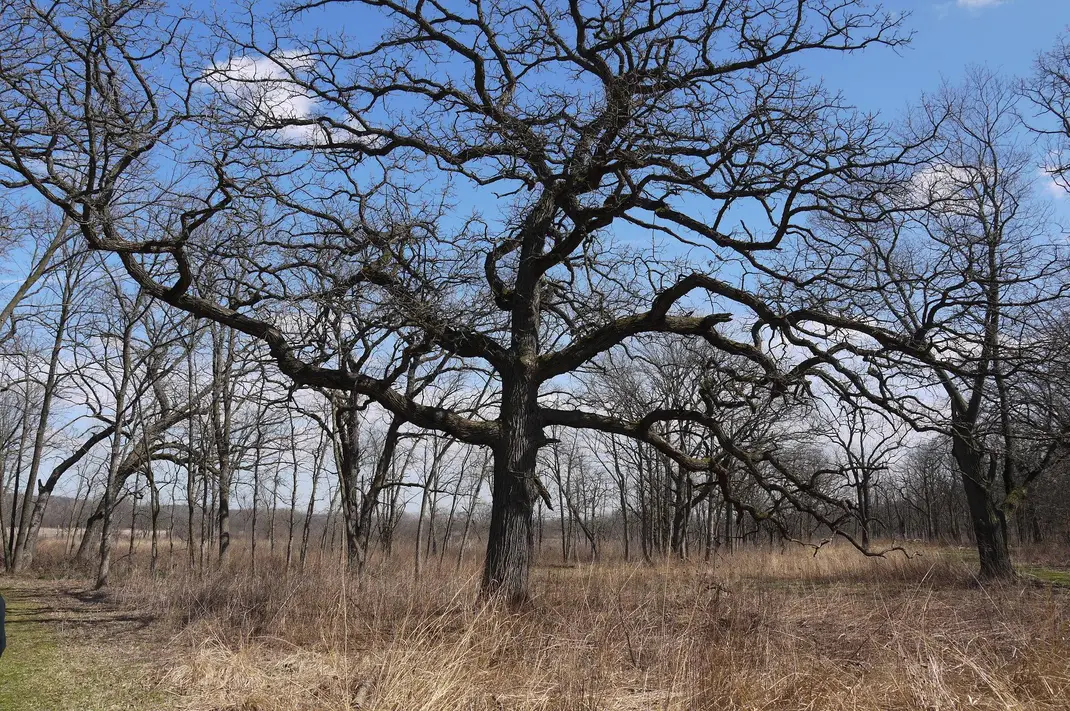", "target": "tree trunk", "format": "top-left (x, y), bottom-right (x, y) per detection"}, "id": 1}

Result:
top-left (149, 474), bottom-right (160, 575)
top-left (723, 500), bottom-right (735, 554)
top-left (96, 311), bottom-right (136, 589)
top-left (414, 452), bottom-right (429, 580)
top-left (12, 277), bottom-right (73, 571)
top-left (65, 473), bottom-right (85, 556)
top-left (75, 505), bottom-right (102, 562)
top-left (952, 436), bottom-right (1014, 580)
top-left (286, 429), bottom-right (299, 573)
top-left (18, 424), bottom-right (116, 570)
top-left (857, 475), bottom-right (871, 549)
top-left (334, 390), bottom-right (364, 570)
top-left (610, 437), bottom-right (630, 562)
top-left (250, 430), bottom-right (262, 575)
top-left (439, 452), bottom-right (467, 563)
top-left (481, 375), bottom-right (538, 605)
top-left (300, 452), bottom-right (319, 570)
top-left (186, 348), bottom-right (197, 571)
top-left (455, 457), bottom-right (485, 572)
top-left (212, 326), bottom-right (236, 564)
top-left (670, 467), bottom-right (690, 560)
top-left (7, 384), bottom-right (31, 569)
top-left (269, 463), bottom-right (279, 555)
